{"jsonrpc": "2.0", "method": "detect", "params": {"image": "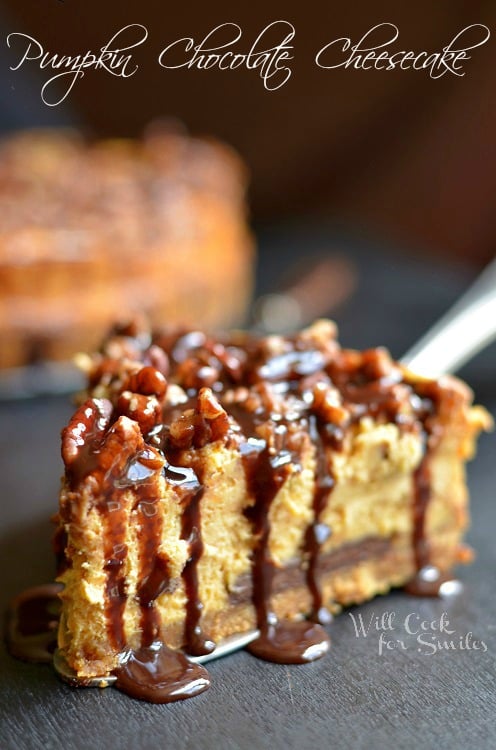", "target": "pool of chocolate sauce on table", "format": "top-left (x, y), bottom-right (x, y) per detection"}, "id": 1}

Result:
top-left (6, 324), bottom-right (456, 702)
